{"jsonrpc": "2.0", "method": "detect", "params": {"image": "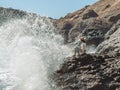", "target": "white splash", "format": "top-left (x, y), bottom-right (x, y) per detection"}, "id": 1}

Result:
top-left (0, 14), bottom-right (71, 90)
